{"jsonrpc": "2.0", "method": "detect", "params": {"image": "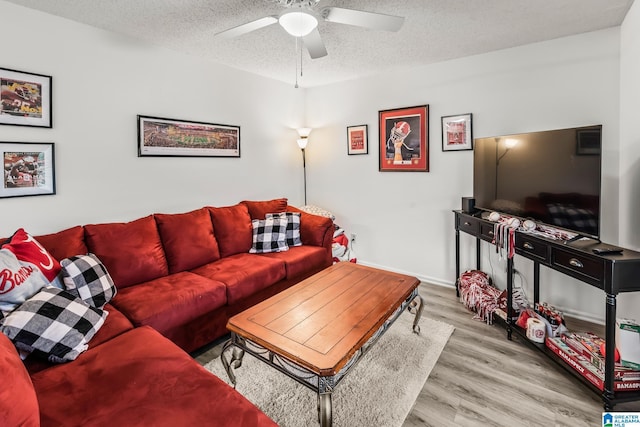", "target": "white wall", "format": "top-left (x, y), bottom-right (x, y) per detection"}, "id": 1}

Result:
top-left (618, 0), bottom-right (640, 316)
top-left (1, 0), bottom-right (635, 322)
top-left (0, 1), bottom-right (306, 236)
top-left (306, 28), bottom-right (623, 322)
